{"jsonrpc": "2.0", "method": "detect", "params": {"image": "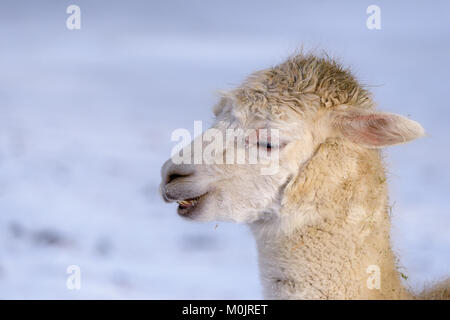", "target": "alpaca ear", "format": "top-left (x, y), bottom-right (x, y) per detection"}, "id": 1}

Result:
top-left (330, 107), bottom-right (425, 148)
